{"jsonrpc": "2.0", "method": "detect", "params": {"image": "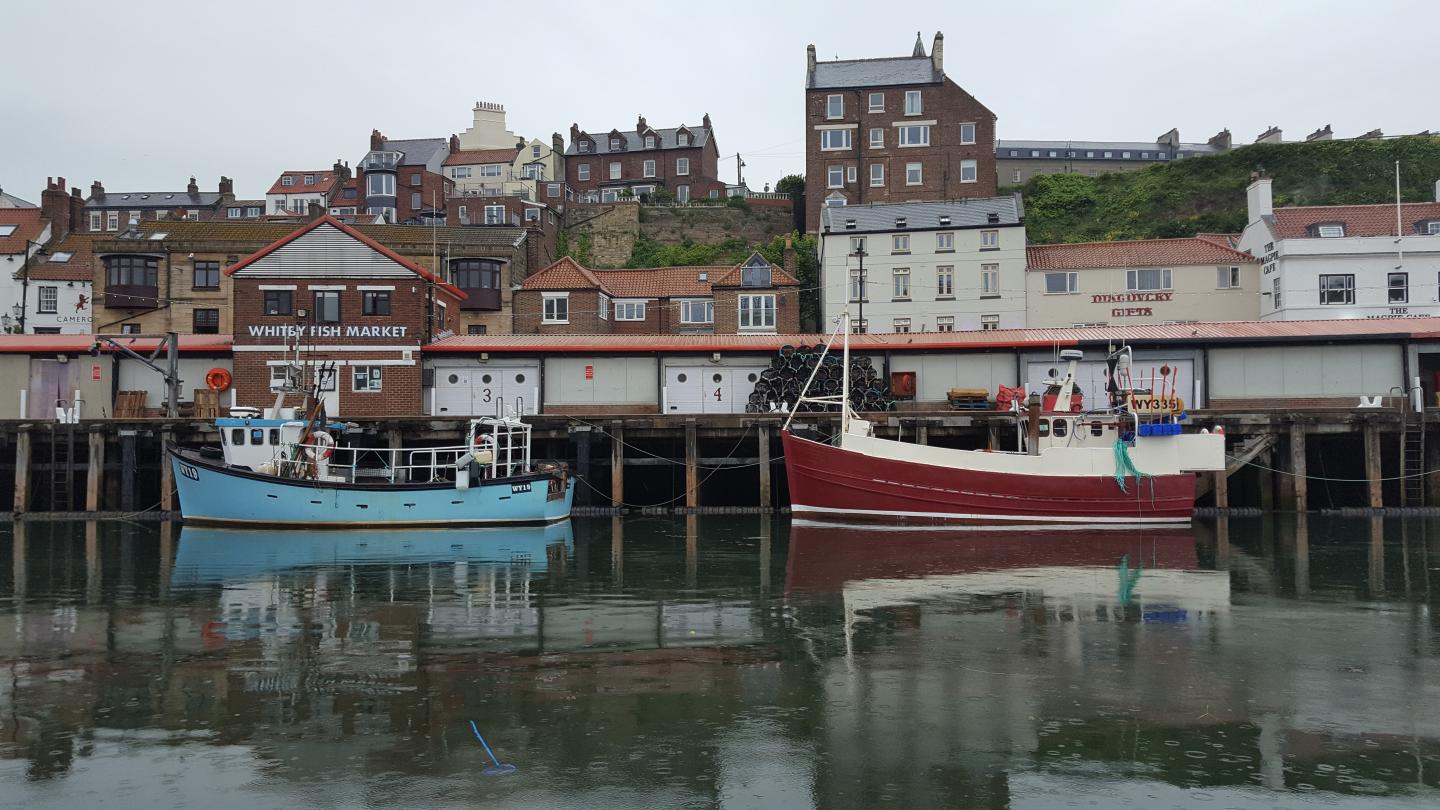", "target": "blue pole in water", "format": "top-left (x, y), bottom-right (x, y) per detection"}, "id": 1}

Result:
top-left (469, 720), bottom-right (501, 767)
